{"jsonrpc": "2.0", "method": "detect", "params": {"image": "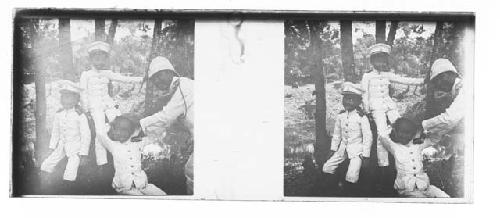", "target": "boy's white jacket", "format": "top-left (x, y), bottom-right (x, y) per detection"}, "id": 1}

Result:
top-left (330, 110), bottom-right (372, 158)
top-left (95, 130), bottom-right (153, 191)
top-left (361, 69), bottom-right (424, 112)
top-left (140, 77), bottom-right (194, 136)
top-left (49, 108), bottom-right (91, 156)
